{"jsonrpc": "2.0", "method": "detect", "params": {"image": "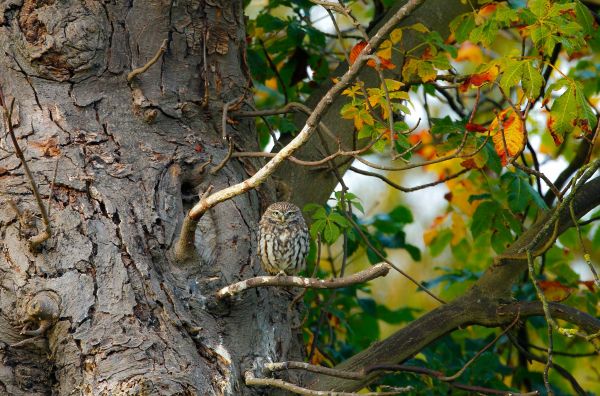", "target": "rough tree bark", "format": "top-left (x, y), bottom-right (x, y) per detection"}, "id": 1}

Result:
top-left (5, 1), bottom-right (594, 395)
top-left (0, 1), bottom-right (476, 394)
top-left (0, 1), bottom-right (304, 394)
